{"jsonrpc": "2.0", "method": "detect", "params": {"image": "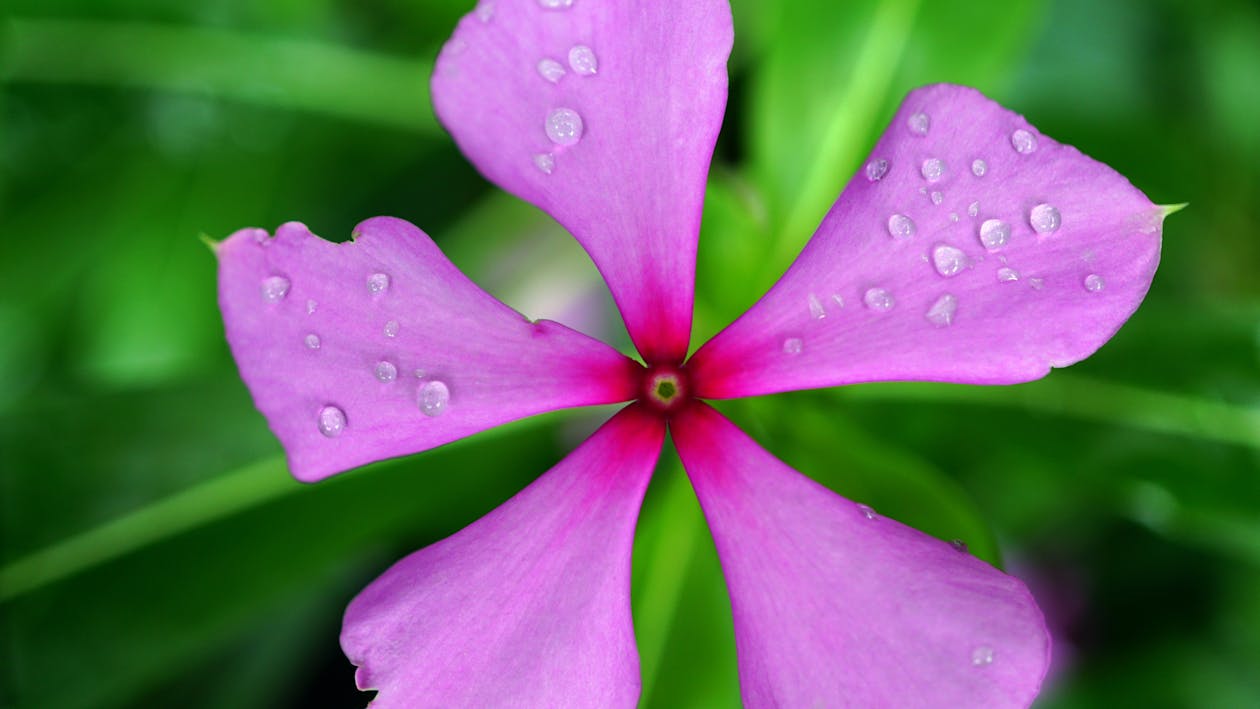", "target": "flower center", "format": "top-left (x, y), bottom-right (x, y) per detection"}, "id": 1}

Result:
top-left (640, 363), bottom-right (690, 416)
